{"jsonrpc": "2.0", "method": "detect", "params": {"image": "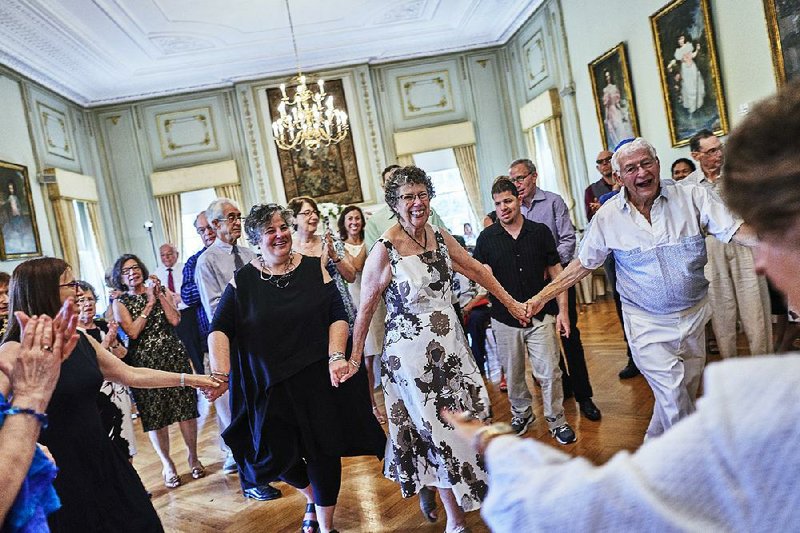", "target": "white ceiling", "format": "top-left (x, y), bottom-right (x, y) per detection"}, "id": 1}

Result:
top-left (0, 0), bottom-right (542, 107)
